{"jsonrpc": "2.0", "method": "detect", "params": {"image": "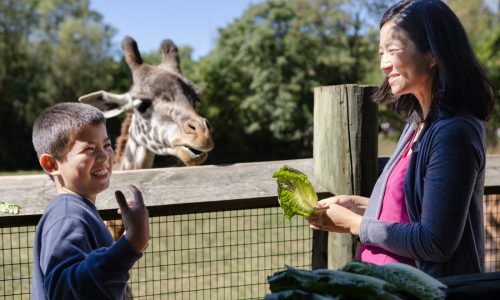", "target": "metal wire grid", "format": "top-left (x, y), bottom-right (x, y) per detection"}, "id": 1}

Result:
top-left (127, 207), bottom-right (312, 299)
top-left (0, 225), bottom-right (35, 300)
top-left (0, 207), bottom-right (312, 299)
top-left (484, 193), bottom-right (500, 273)
top-left (1, 196), bottom-right (499, 298)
